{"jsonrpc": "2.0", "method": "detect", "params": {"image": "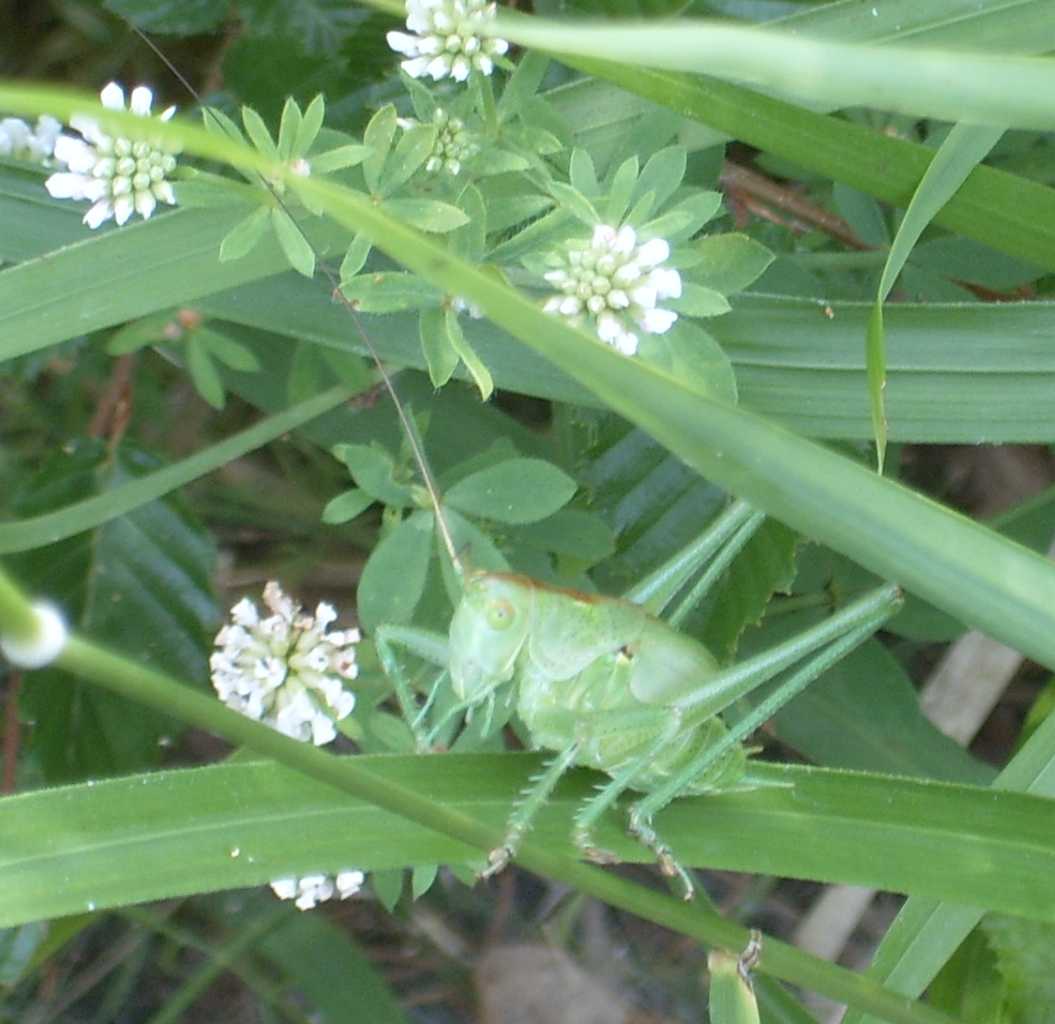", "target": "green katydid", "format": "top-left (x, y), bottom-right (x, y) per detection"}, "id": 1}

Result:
top-left (366, 370), bottom-right (902, 898)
